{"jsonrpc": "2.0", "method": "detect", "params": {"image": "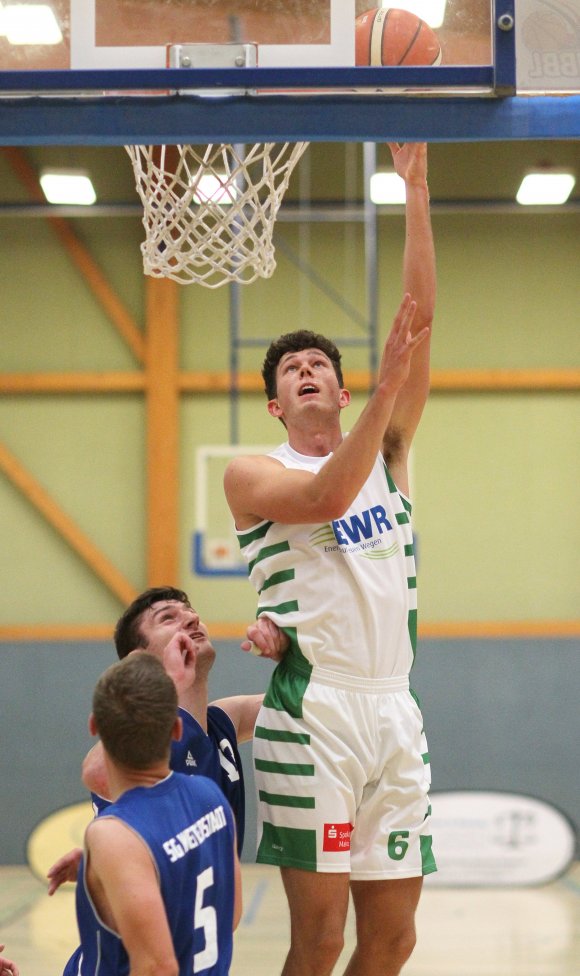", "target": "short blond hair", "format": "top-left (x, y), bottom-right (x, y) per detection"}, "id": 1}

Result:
top-left (92, 654), bottom-right (177, 769)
